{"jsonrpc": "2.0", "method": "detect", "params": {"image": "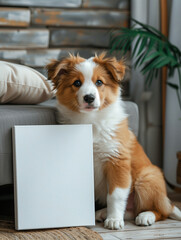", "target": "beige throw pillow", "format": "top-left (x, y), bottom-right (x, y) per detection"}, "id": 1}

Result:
top-left (0, 61), bottom-right (54, 104)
